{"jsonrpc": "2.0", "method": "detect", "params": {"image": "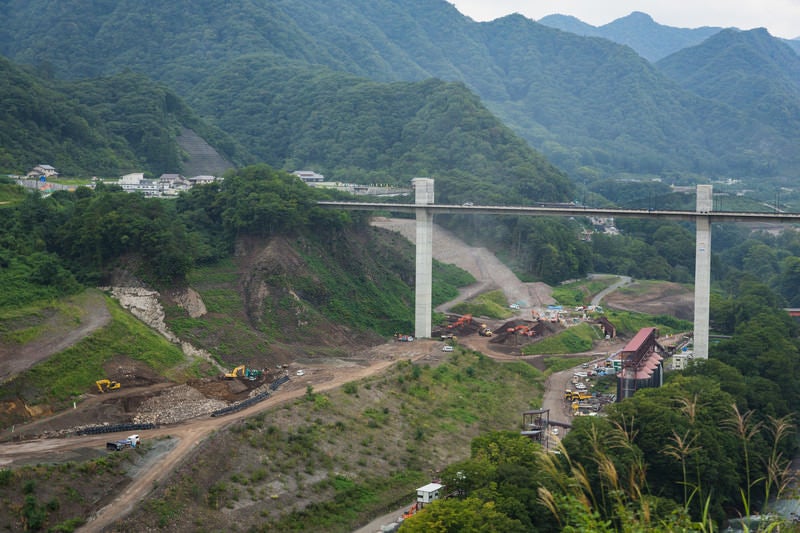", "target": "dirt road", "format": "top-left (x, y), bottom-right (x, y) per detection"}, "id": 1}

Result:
top-left (371, 218), bottom-right (555, 312)
top-left (84, 353), bottom-right (420, 532)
